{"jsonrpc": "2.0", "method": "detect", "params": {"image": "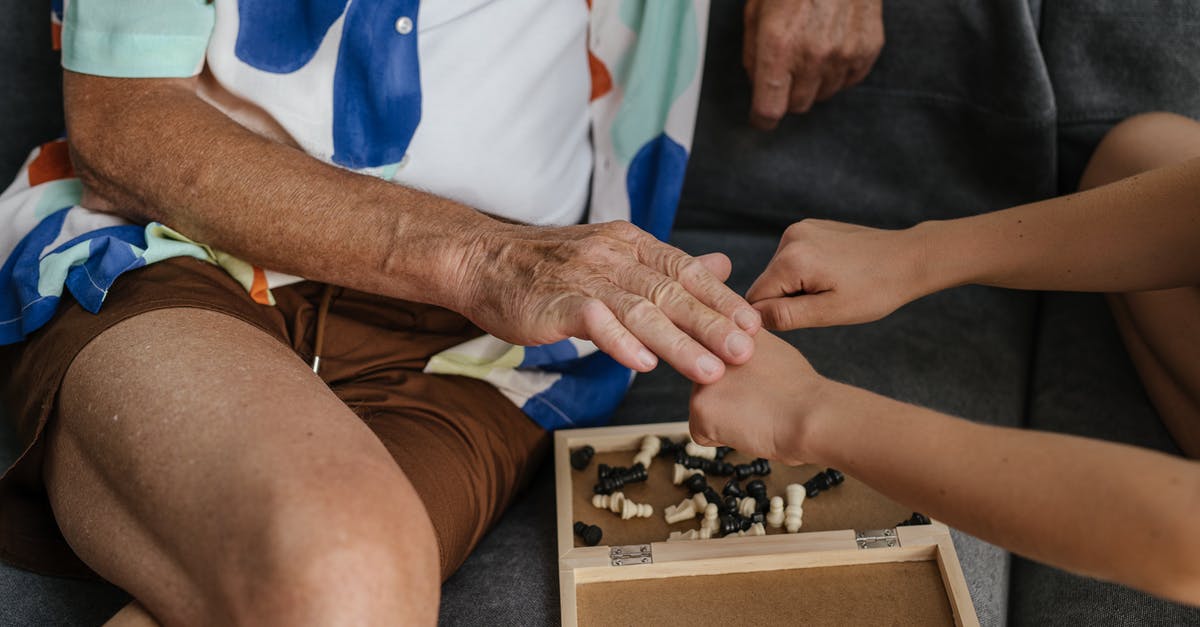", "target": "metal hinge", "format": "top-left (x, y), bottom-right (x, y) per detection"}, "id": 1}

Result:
top-left (855, 528), bottom-right (900, 549)
top-left (610, 544), bottom-right (653, 566)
